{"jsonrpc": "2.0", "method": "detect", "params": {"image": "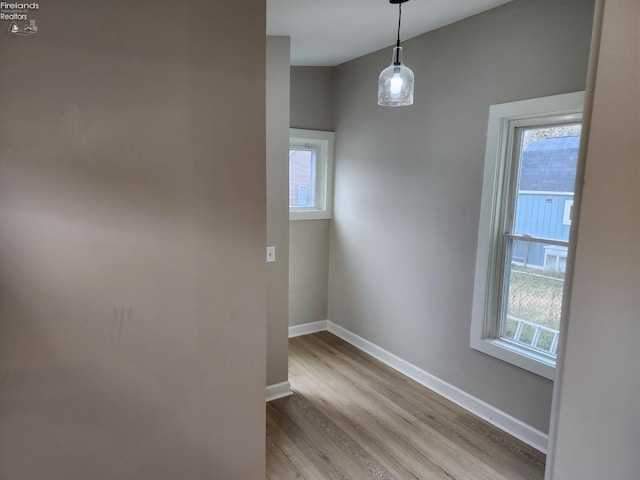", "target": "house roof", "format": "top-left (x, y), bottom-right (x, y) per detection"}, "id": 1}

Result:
top-left (519, 136), bottom-right (580, 192)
